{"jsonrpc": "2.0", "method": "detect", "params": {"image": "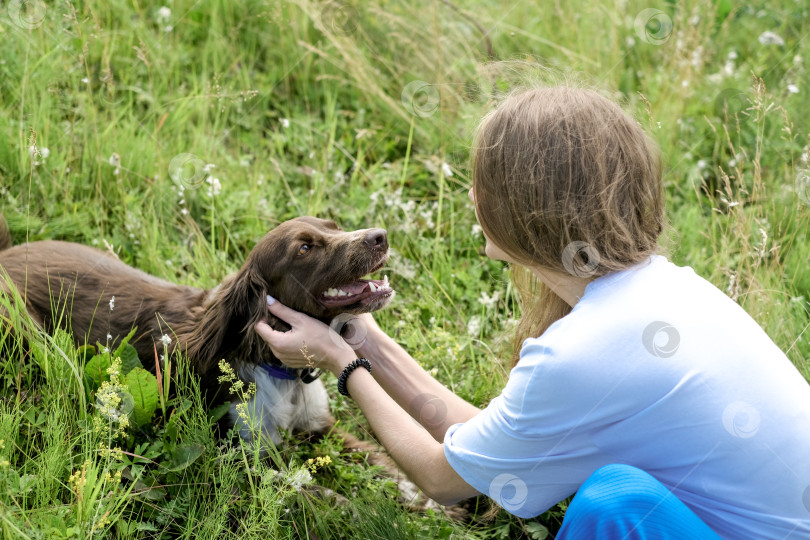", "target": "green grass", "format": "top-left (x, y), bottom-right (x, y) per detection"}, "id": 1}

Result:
top-left (0, 0), bottom-right (808, 537)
